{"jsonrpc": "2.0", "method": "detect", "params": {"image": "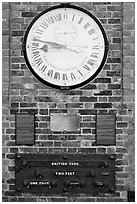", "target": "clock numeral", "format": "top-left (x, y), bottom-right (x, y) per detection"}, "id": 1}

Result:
top-left (78, 70), bottom-right (83, 76)
top-left (54, 13), bottom-right (62, 22)
top-left (83, 64), bottom-right (91, 71)
top-left (54, 72), bottom-right (60, 80)
top-left (40, 21), bottom-right (48, 29)
top-left (70, 73), bottom-right (76, 80)
top-left (93, 37), bottom-right (98, 41)
top-left (63, 13), bottom-right (68, 20)
top-left (32, 51), bottom-right (40, 59)
top-left (35, 57), bottom-right (43, 67)
top-left (83, 58), bottom-right (96, 71)
top-left (88, 29), bottom-right (95, 35)
top-left (84, 22), bottom-right (90, 29)
top-left (32, 42), bottom-right (39, 51)
top-left (92, 45), bottom-right (100, 50)
top-left (87, 59), bottom-right (95, 66)
top-left (45, 14), bottom-right (62, 25)
top-left (91, 54), bottom-right (98, 58)
top-left (36, 29), bottom-right (43, 34)
top-left (46, 16), bottom-right (55, 24)
top-left (78, 17), bottom-right (83, 24)
top-left (47, 69), bottom-right (54, 78)
top-left (72, 14), bottom-right (75, 21)
top-left (41, 65), bottom-right (47, 72)
top-left (32, 42), bottom-right (39, 47)
top-left (63, 73), bottom-right (68, 81)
